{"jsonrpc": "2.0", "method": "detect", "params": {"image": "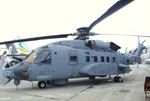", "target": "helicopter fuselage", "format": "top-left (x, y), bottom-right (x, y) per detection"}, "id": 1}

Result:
top-left (4, 40), bottom-right (141, 87)
top-left (29, 40), bottom-right (130, 80)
